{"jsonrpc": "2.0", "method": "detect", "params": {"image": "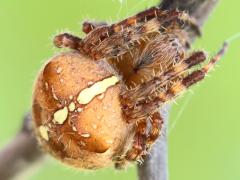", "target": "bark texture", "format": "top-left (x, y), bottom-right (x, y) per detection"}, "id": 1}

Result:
top-left (0, 113), bottom-right (44, 180)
